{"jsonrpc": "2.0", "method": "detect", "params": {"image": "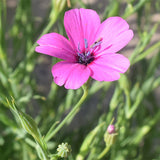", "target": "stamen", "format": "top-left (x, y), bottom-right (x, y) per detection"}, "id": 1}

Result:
top-left (77, 52), bottom-right (81, 57)
top-left (84, 38), bottom-right (88, 49)
top-left (90, 37), bottom-right (102, 48)
top-left (86, 51), bottom-right (91, 56)
top-left (77, 38), bottom-right (101, 65)
top-left (92, 41), bottom-right (102, 48)
top-left (78, 42), bottom-right (81, 52)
